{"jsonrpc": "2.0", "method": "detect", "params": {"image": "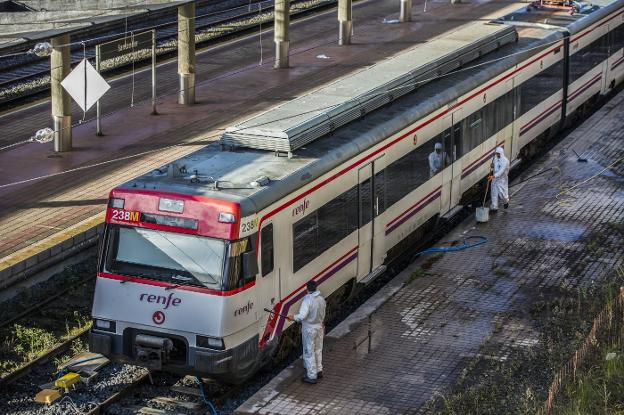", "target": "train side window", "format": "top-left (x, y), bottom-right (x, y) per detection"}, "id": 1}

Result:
top-left (359, 178), bottom-right (372, 226)
top-left (452, 121), bottom-right (464, 158)
top-left (611, 24), bottom-right (624, 53)
top-left (374, 170), bottom-right (386, 216)
top-left (384, 138), bottom-right (436, 208)
top-left (483, 101), bottom-right (497, 139)
top-left (462, 110), bottom-right (484, 154)
top-left (441, 128), bottom-right (453, 164)
top-left (569, 33), bottom-right (609, 84)
top-left (495, 90), bottom-right (515, 130)
top-left (318, 186), bottom-right (358, 251)
top-left (293, 185), bottom-right (360, 272)
top-left (520, 59), bottom-right (564, 116)
top-left (293, 213), bottom-right (319, 273)
top-left (261, 224), bottom-right (274, 277)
